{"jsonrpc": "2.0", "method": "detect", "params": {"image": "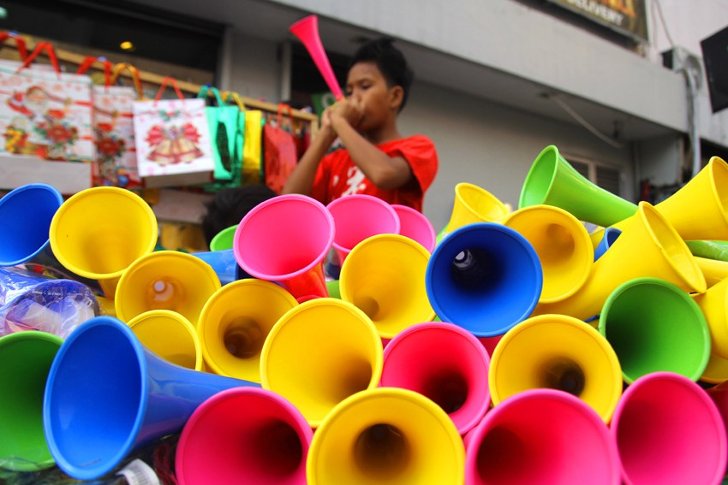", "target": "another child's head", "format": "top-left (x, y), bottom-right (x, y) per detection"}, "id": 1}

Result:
top-left (346, 38), bottom-right (413, 133)
top-left (201, 184), bottom-right (276, 246)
